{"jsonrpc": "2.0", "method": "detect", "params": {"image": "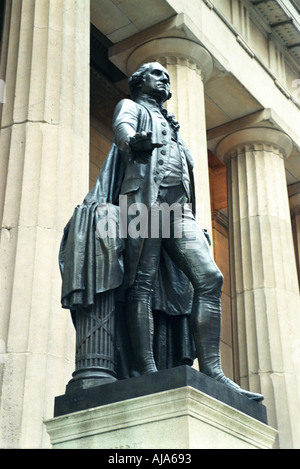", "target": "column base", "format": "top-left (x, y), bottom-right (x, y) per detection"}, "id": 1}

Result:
top-left (65, 368), bottom-right (117, 393)
top-left (45, 366), bottom-right (277, 449)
